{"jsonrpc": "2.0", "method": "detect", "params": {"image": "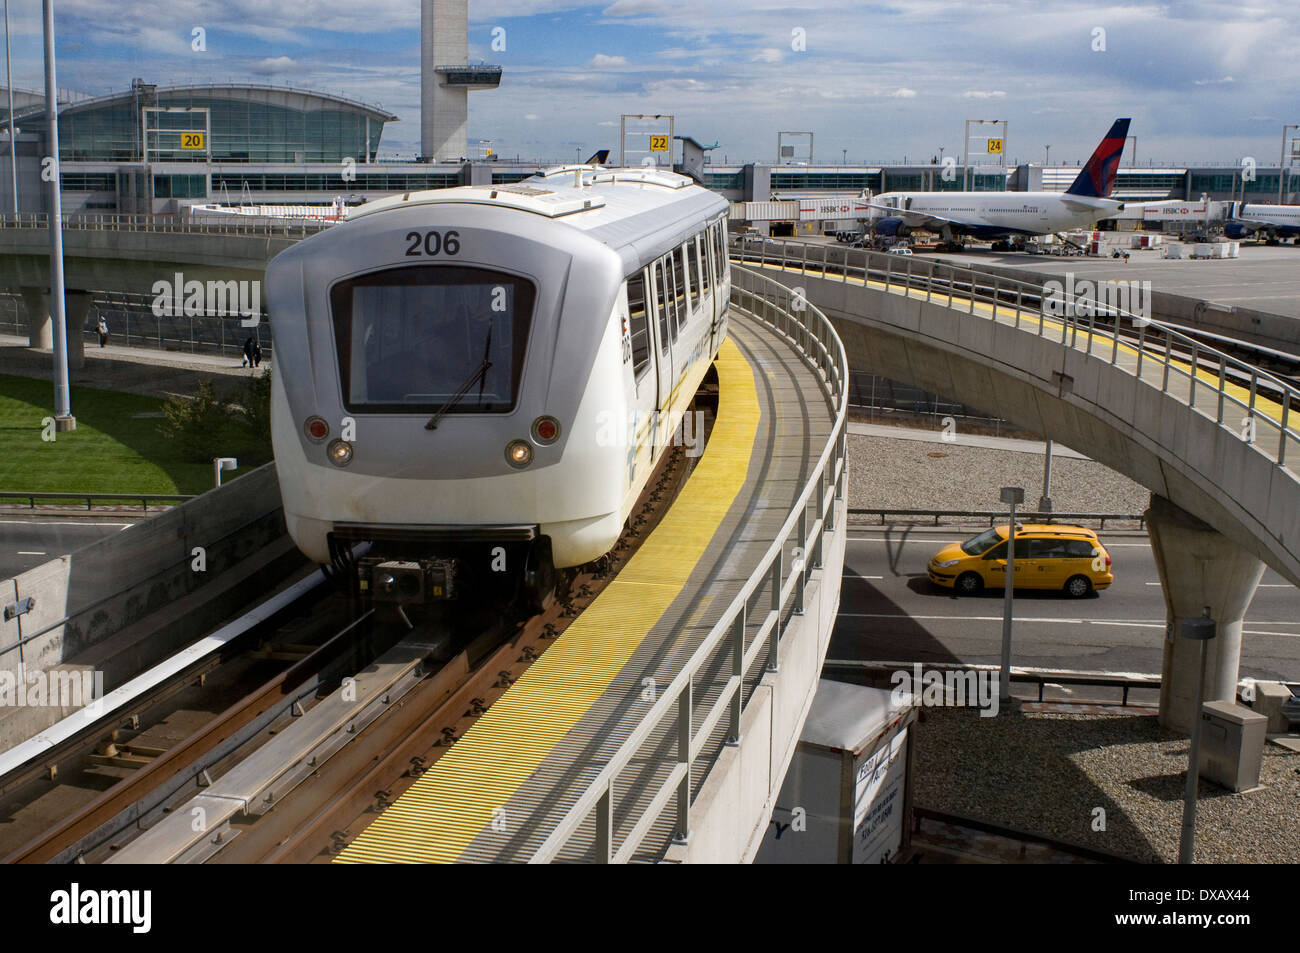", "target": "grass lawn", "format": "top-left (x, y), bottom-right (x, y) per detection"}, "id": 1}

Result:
top-left (0, 374), bottom-right (267, 495)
